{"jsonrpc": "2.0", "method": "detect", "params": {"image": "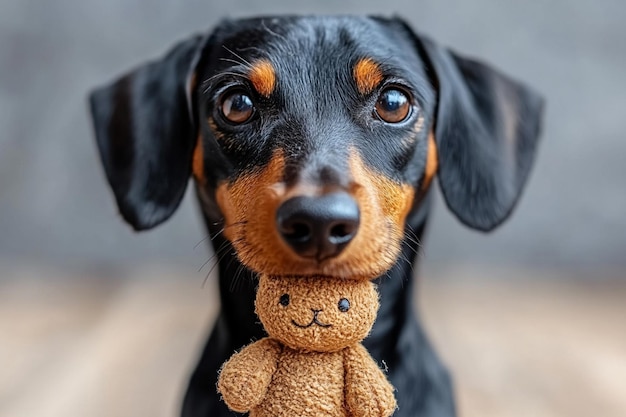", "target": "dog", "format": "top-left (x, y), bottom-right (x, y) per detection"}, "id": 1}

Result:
top-left (89, 15), bottom-right (543, 417)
